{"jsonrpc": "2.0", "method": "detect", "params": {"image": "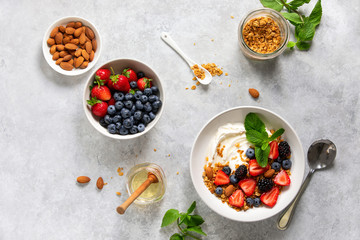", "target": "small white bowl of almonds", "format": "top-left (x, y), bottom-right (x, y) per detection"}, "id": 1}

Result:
top-left (42, 16), bottom-right (102, 76)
